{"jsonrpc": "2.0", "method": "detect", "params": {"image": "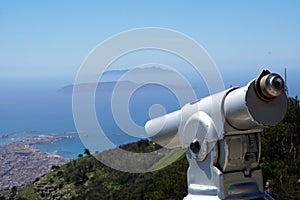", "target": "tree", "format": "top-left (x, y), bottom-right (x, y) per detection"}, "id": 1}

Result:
top-left (51, 165), bottom-right (60, 170)
top-left (261, 97), bottom-right (300, 199)
top-left (84, 148), bottom-right (91, 156)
